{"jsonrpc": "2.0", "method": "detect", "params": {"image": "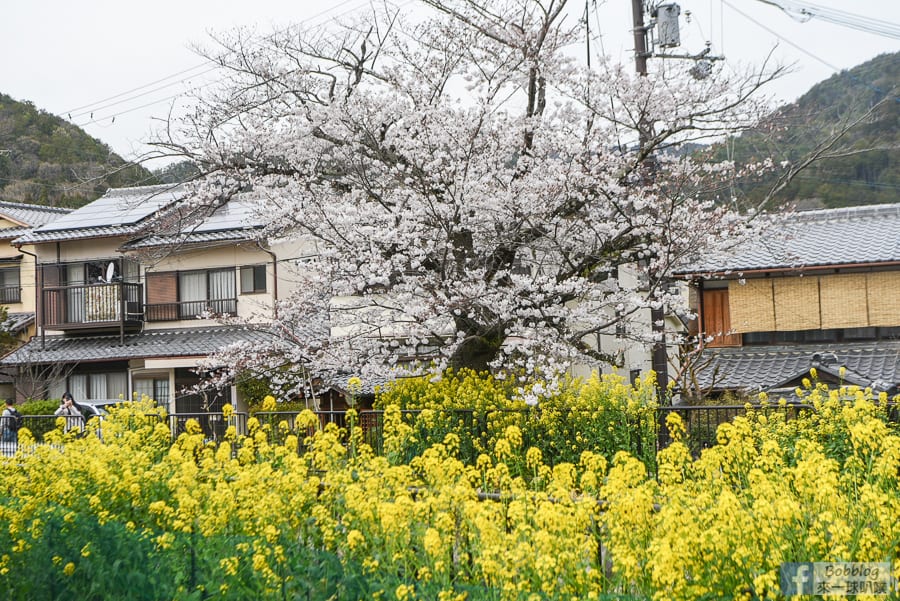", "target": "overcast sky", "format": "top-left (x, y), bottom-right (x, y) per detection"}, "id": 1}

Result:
top-left (2, 0), bottom-right (898, 168)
